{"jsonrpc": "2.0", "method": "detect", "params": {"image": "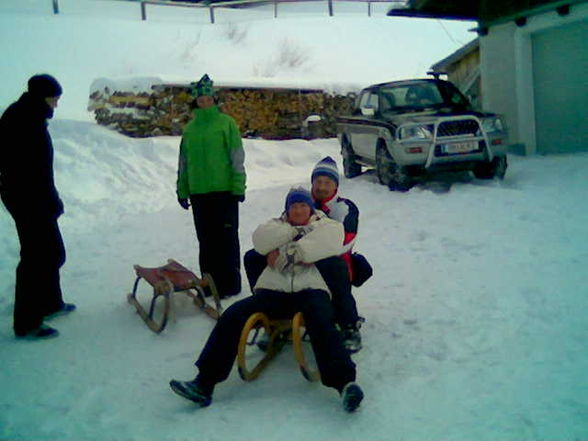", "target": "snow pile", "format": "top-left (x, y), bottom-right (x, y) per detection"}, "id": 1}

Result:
top-left (0, 0), bottom-right (474, 121)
